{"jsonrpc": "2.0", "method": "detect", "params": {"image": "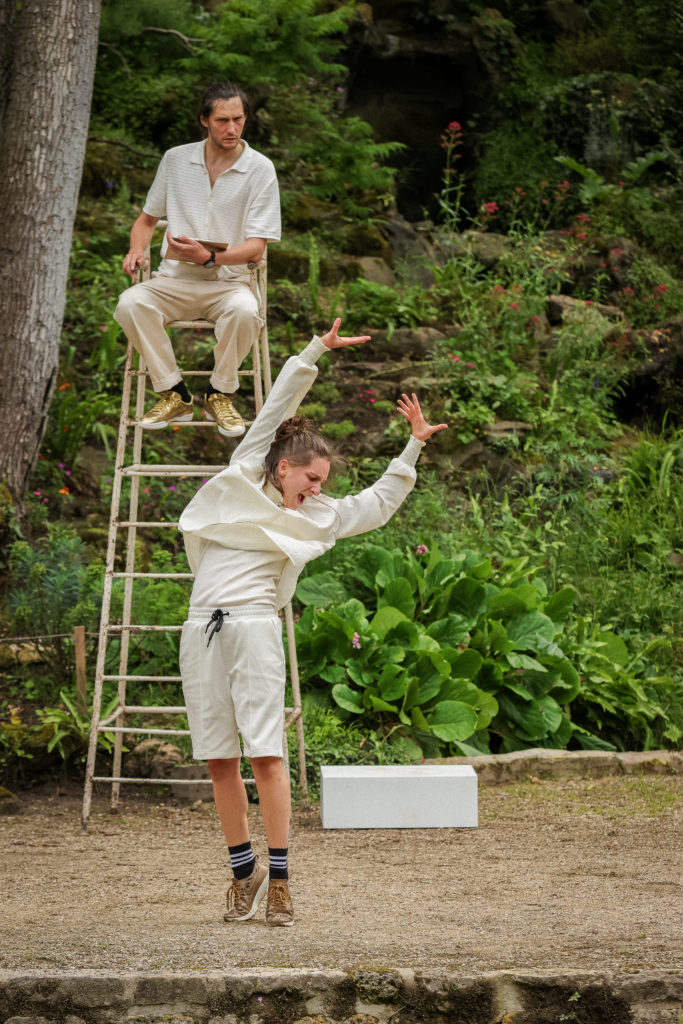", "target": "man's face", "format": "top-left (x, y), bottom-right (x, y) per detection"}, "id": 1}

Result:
top-left (201, 97), bottom-right (246, 153)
